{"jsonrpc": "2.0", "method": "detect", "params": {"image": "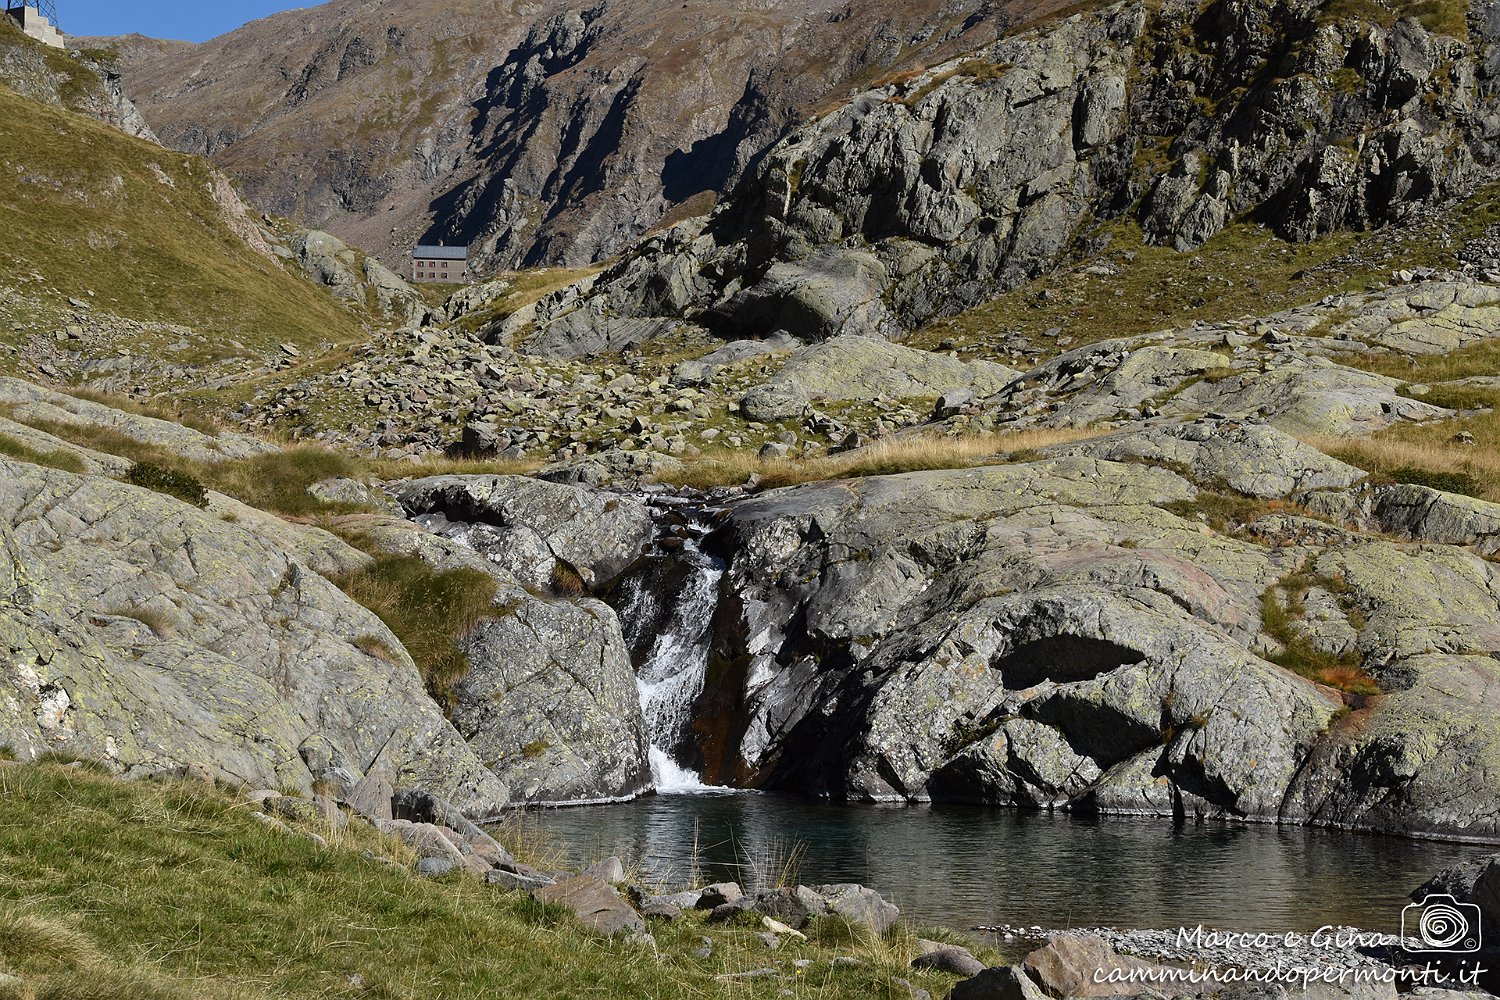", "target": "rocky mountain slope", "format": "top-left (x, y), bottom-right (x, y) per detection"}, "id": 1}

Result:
top-left (0, 21), bottom-right (382, 393)
top-left (505, 0), bottom-right (1500, 355)
top-left (1, 0), bottom-right (1497, 853)
top-left (95, 0), bottom-right (1046, 274)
